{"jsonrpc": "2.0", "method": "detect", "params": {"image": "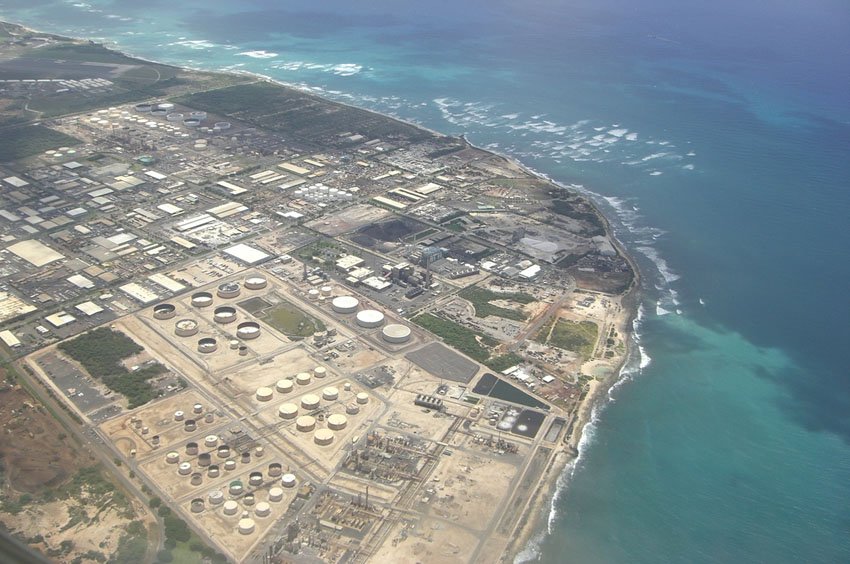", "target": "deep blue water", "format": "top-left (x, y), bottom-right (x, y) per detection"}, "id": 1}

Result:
top-left (3, 0), bottom-right (849, 562)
